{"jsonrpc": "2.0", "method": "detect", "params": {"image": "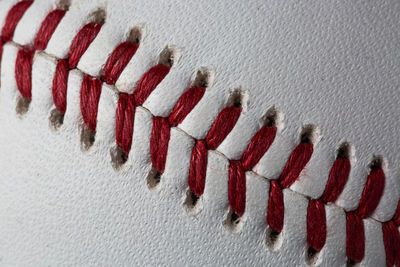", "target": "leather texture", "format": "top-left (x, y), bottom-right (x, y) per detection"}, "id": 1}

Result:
top-left (0, 0), bottom-right (399, 266)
